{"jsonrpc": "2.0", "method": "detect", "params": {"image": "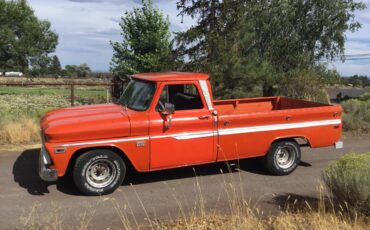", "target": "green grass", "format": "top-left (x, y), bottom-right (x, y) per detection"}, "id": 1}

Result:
top-left (0, 85), bottom-right (111, 144)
